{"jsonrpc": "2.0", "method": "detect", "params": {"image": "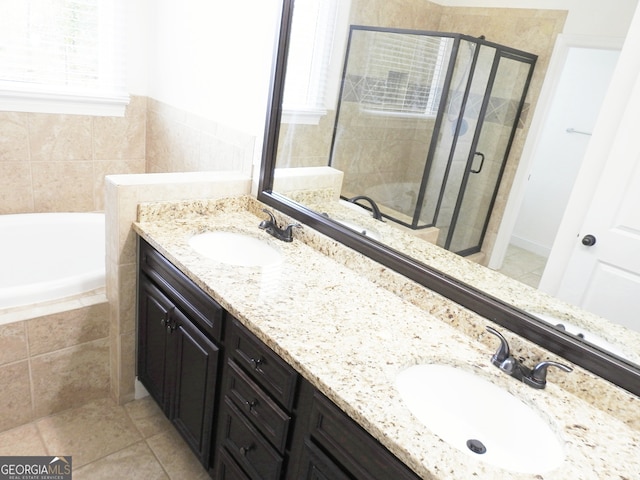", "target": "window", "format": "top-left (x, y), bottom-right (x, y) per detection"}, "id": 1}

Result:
top-left (0, 0), bottom-right (128, 116)
top-left (360, 33), bottom-right (449, 116)
top-left (282, 0), bottom-right (348, 124)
